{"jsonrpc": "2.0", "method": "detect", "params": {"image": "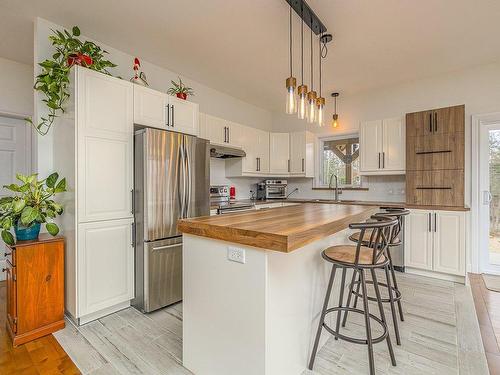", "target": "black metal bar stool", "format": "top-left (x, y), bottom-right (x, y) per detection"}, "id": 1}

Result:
top-left (308, 216), bottom-right (399, 375)
top-left (344, 208), bottom-right (409, 345)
